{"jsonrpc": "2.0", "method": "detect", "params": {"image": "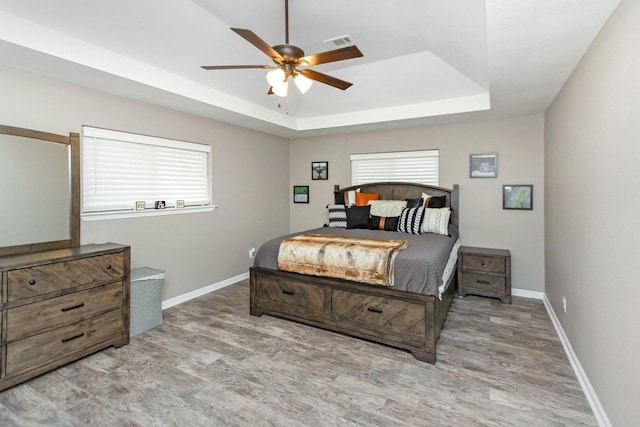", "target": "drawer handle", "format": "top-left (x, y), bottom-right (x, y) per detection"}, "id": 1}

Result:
top-left (367, 306), bottom-right (383, 314)
top-left (61, 333), bottom-right (85, 343)
top-left (61, 303), bottom-right (85, 312)
top-left (29, 279), bottom-right (37, 285)
top-left (282, 289), bottom-right (295, 296)
top-left (106, 264), bottom-right (113, 270)
top-left (476, 280), bottom-right (491, 285)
